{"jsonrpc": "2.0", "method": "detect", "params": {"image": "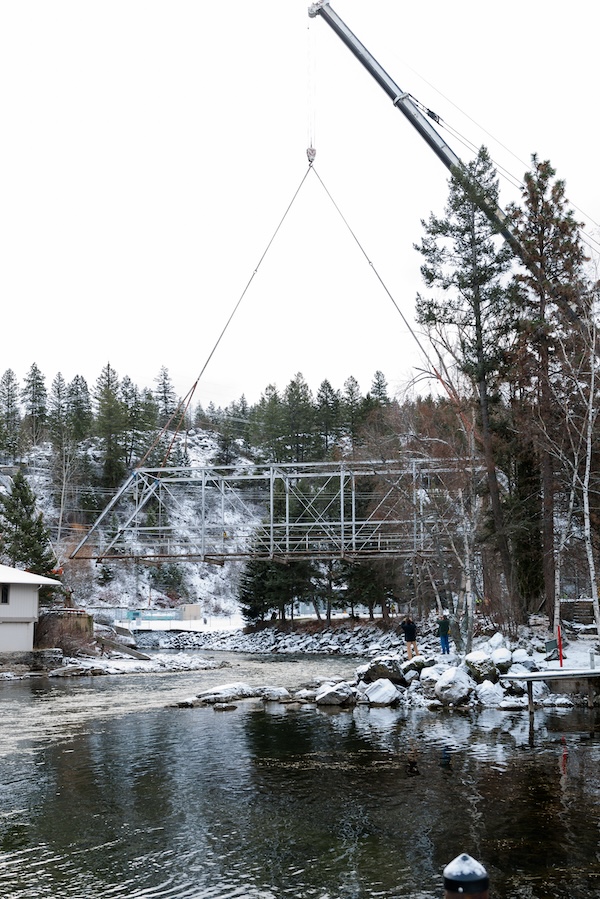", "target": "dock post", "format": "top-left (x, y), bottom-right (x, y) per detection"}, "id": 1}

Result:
top-left (527, 680), bottom-right (534, 715)
top-left (443, 853), bottom-right (489, 898)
